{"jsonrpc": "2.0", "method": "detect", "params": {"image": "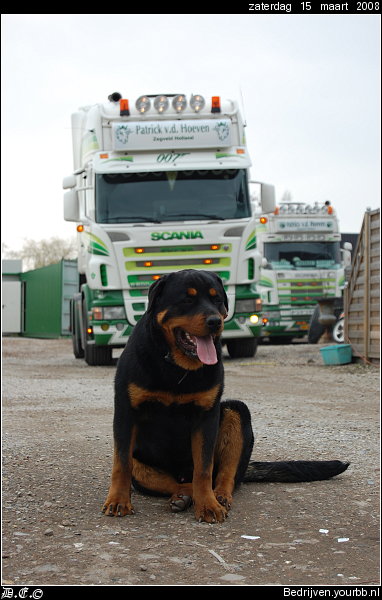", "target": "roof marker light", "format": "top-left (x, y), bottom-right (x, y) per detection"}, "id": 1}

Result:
top-left (120, 99), bottom-right (130, 116)
top-left (211, 96), bottom-right (221, 113)
top-left (211, 96), bottom-right (221, 112)
top-left (260, 217), bottom-right (268, 224)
